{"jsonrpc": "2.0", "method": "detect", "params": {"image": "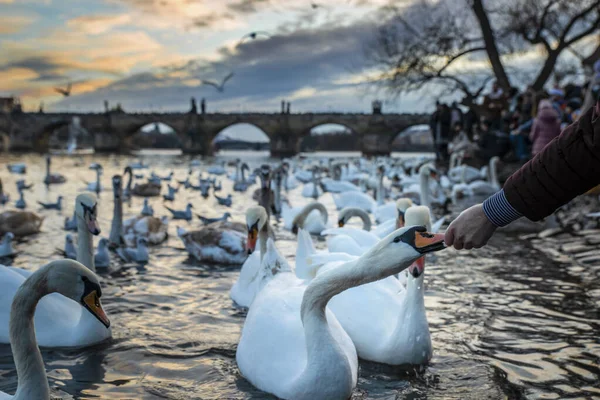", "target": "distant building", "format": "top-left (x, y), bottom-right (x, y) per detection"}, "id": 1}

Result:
top-left (392, 124), bottom-right (434, 151)
top-left (372, 100), bottom-right (382, 115)
top-left (0, 97), bottom-right (22, 113)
